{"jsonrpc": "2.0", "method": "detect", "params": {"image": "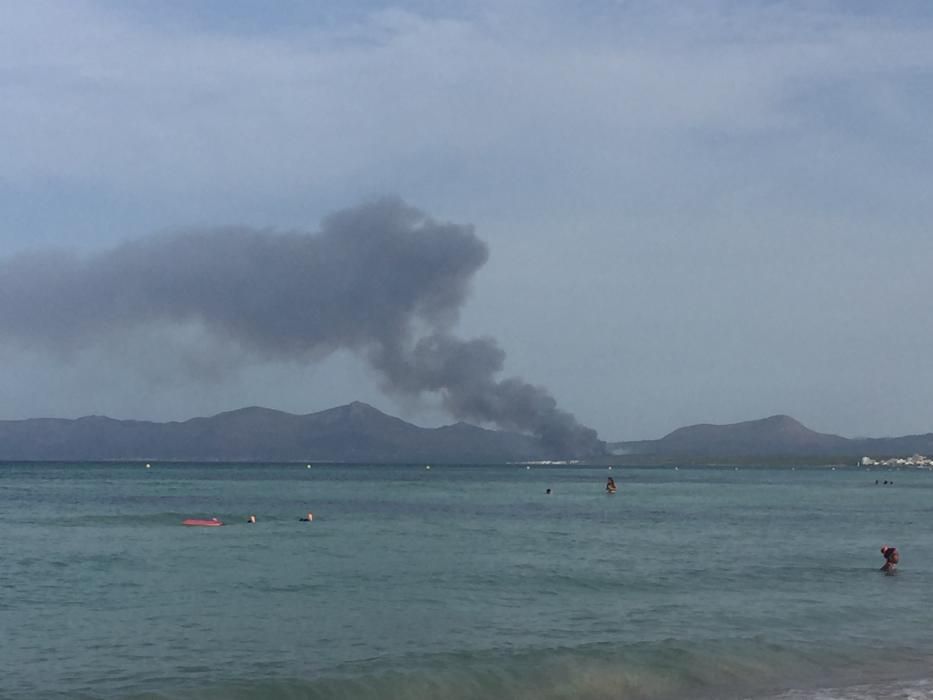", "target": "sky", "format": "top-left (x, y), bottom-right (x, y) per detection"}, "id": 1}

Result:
top-left (1, 0), bottom-right (932, 442)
